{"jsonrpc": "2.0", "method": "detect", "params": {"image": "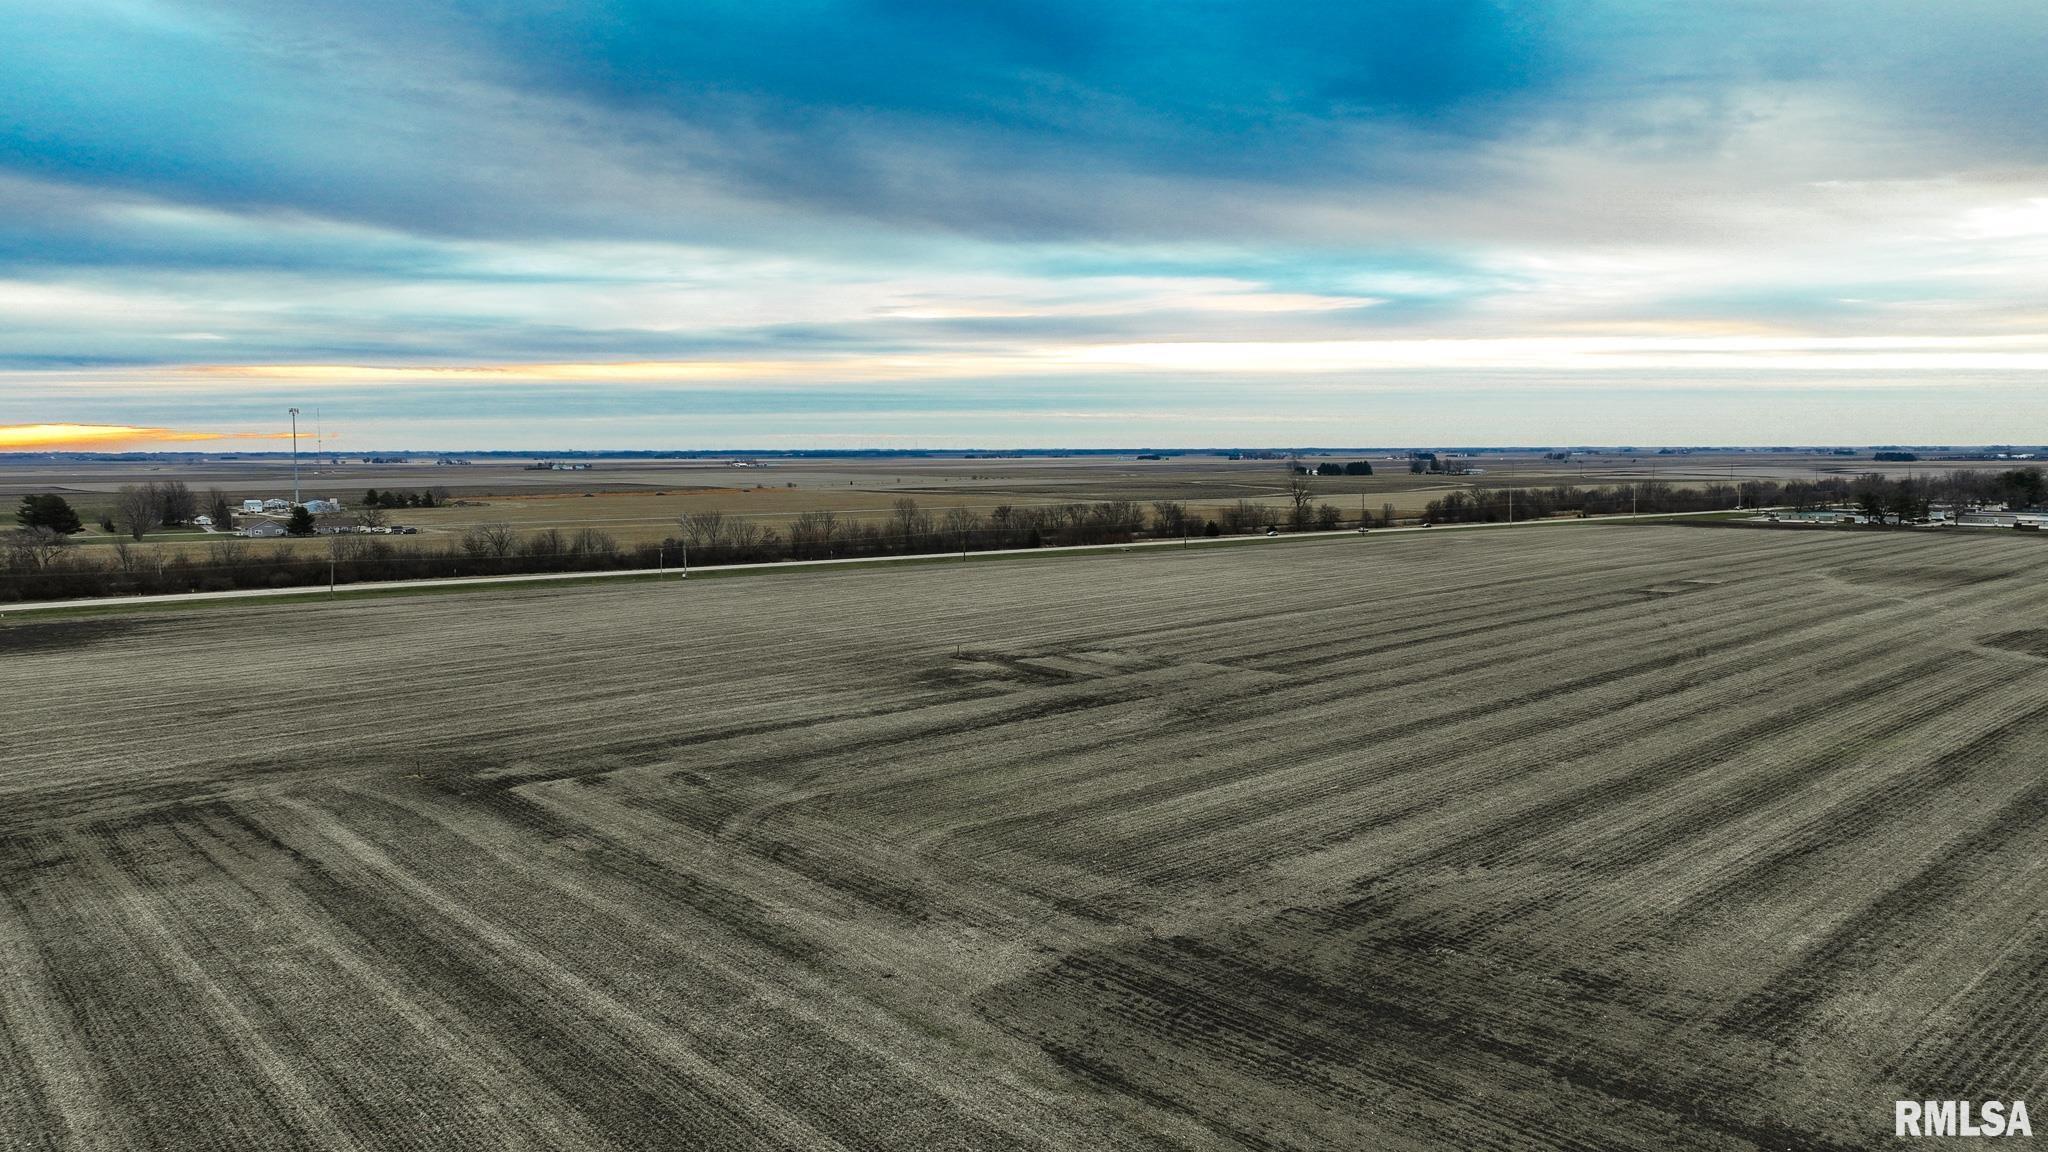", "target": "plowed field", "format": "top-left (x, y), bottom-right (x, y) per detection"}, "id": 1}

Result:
top-left (5, 525), bottom-right (2043, 1150)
